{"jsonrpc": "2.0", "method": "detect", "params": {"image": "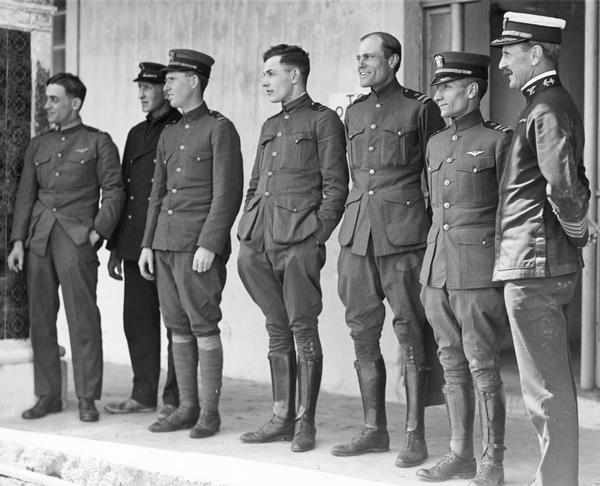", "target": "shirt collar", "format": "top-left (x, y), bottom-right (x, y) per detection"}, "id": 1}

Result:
top-left (55, 118), bottom-right (83, 132)
top-left (521, 70), bottom-right (557, 92)
top-left (372, 78), bottom-right (402, 100)
top-left (182, 102), bottom-right (208, 122)
top-left (147, 107), bottom-right (179, 126)
top-left (452, 108), bottom-right (483, 132)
